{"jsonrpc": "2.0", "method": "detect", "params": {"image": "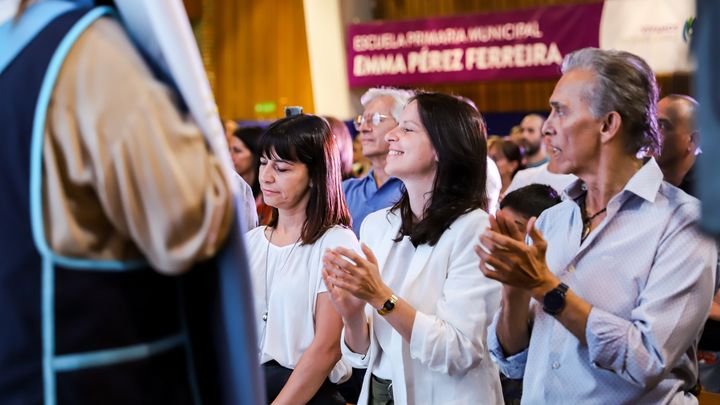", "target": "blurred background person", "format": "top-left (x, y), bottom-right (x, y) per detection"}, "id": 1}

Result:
top-left (324, 115), bottom-right (355, 180)
top-left (488, 138), bottom-right (525, 200)
top-left (230, 126), bottom-right (271, 225)
top-left (655, 94), bottom-right (720, 393)
top-left (230, 126), bottom-right (263, 195)
top-left (343, 87), bottom-right (413, 236)
top-left (246, 114), bottom-right (359, 404)
top-left (517, 114), bottom-right (548, 168)
top-left (656, 94), bottom-right (700, 193)
top-left (323, 93), bottom-right (503, 404)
